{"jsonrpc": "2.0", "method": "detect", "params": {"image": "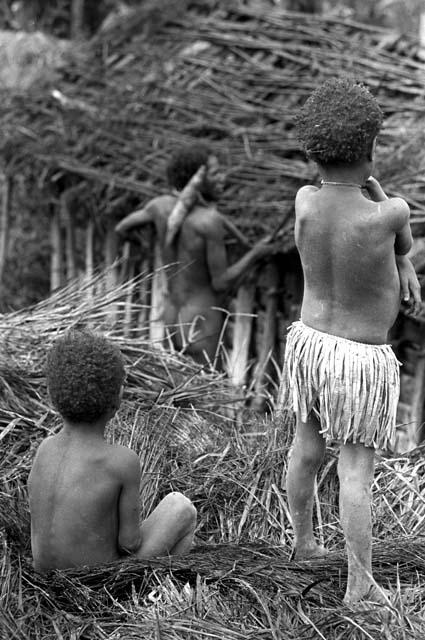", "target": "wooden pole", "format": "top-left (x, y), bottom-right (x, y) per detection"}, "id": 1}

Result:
top-left (252, 261), bottom-right (279, 410)
top-left (85, 217), bottom-right (94, 296)
top-left (71, 0), bottom-right (85, 39)
top-left (123, 256), bottom-right (136, 338)
top-left (50, 206), bottom-right (63, 292)
top-left (137, 258), bottom-right (150, 331)
top-left (61, 193), bottom-right (76, 282)
top-left (0, 173), bottom-right (11, 289)
top-left (149, 241), bottom-right (166, 346)
top-left (104, 227), bottom-right (119, 288)
top-left (104, 227), bottom-right (120, 324)
top-left (227, 280), bottom-right (256, 388)
top-left (409, 350), bottom-right (425, 447)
